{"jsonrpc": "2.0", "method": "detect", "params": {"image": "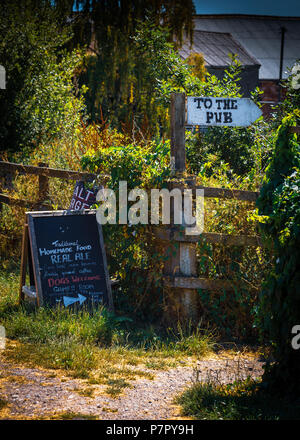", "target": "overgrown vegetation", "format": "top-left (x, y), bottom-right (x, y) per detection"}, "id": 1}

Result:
top-left (255, 65), bottom-right (300, 397)
top-left (1, 1), bottom-right (299, 418)
top-left (0, 266), bottom-right (215, 395)
top-left (1, 20), bottom-right (273, 335)
top-left (177, 378), bottom-right (300, 420)
top-left (0, 1), bottom-right (86, 153)
top-left (176, 63), bottom-right (300, 418)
